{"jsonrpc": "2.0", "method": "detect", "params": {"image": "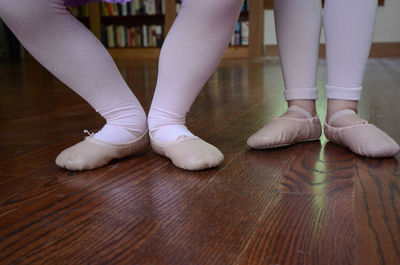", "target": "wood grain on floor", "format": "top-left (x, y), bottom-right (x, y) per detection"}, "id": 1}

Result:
top-left (0, 58), bottom-right (399, 265)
